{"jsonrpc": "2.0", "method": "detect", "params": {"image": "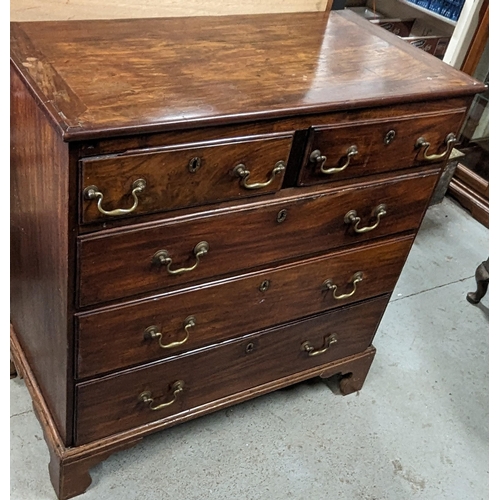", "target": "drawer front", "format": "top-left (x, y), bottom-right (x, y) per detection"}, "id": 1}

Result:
top-left (77, 170), bottom-right (438, 306)
top-left (80, 134), bottom-right (293, 223)
top-left (75, 295), bottom-right (389, 444)
top-left (77, 236), bottom-right (412, 377)
top-left (298, 110), bottom-right (464, 186)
